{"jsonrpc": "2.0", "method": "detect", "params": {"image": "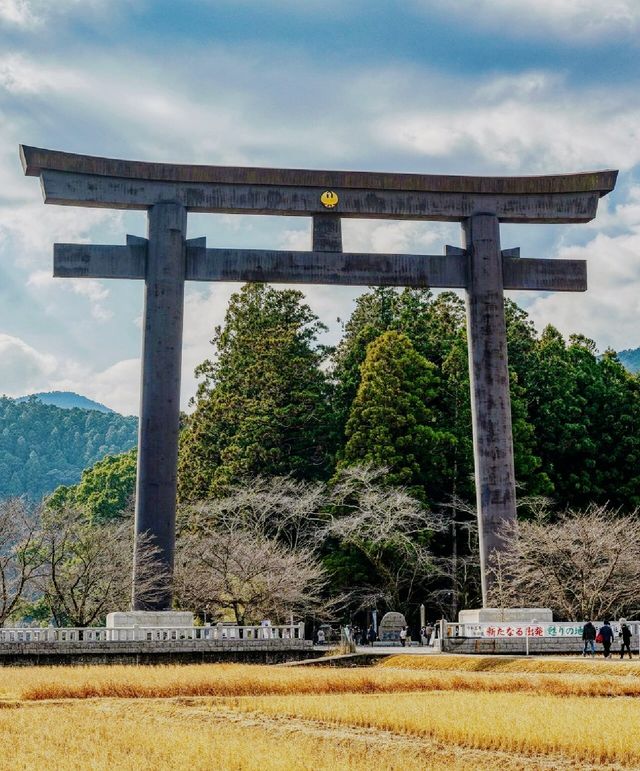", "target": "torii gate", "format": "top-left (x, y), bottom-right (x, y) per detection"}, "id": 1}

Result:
top-left (20, 145), bottom-right (617, 610)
